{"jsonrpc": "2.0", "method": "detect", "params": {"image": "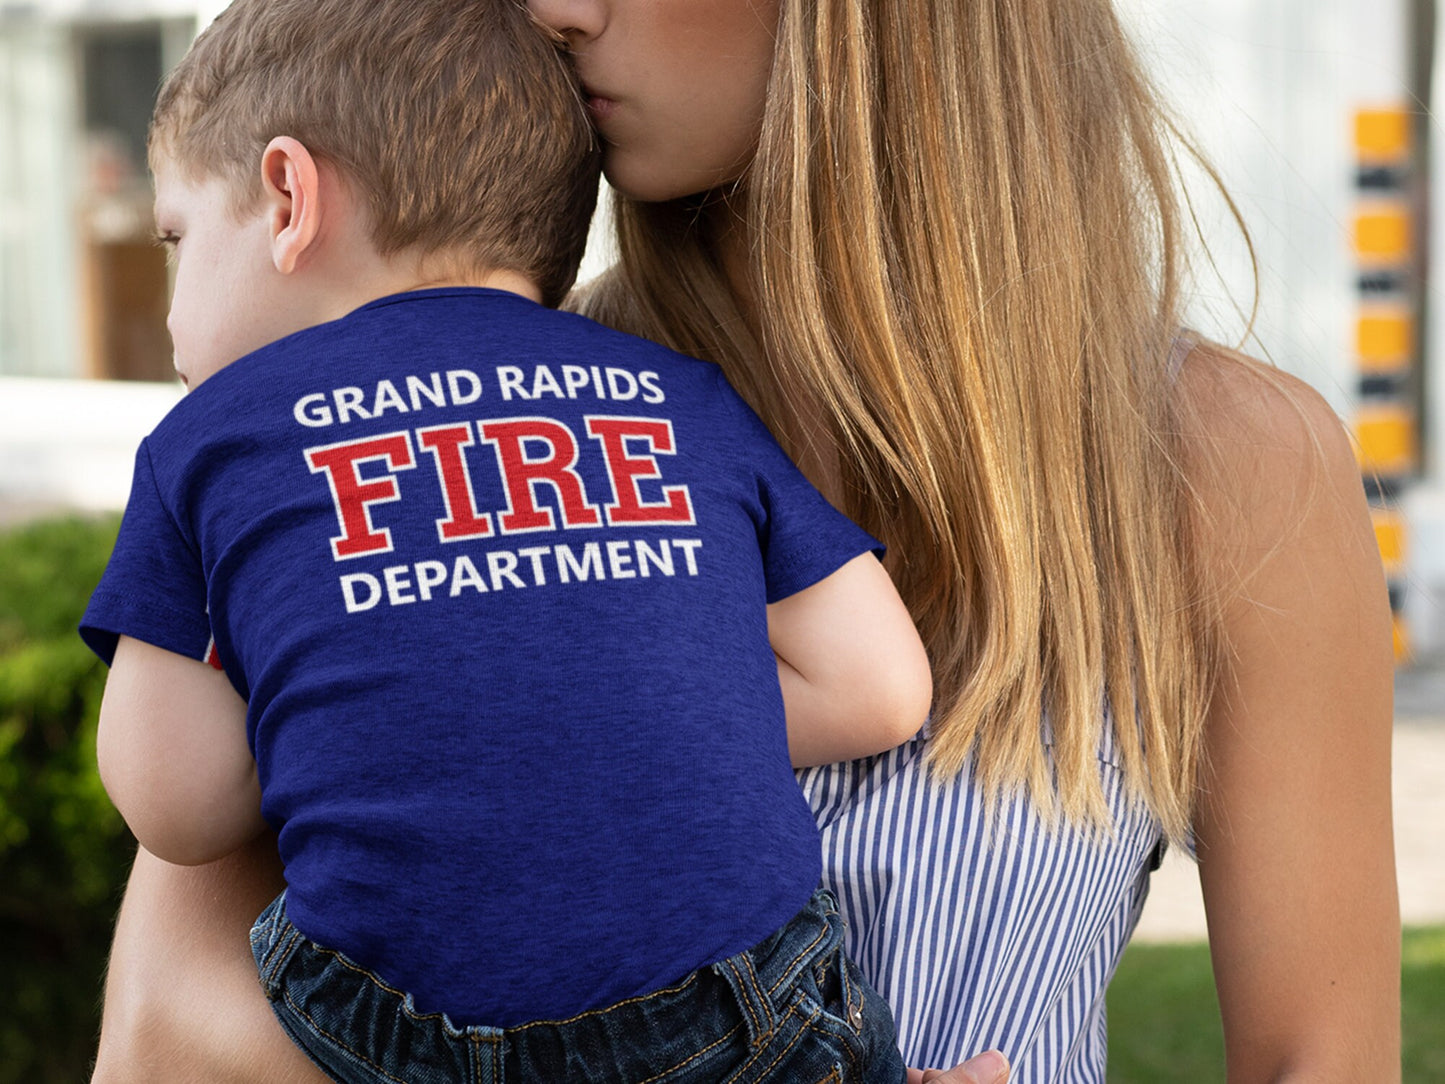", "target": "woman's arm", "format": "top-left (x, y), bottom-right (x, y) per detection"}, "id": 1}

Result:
top-left (769, 551), bottom-right (933, 766)
top-left (91, 837), bottom-right (328, 1083)
top-left (91, 641), bottom-right (311, 1079)
top-left (1182, 349), bottom-right (1400, 1082)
